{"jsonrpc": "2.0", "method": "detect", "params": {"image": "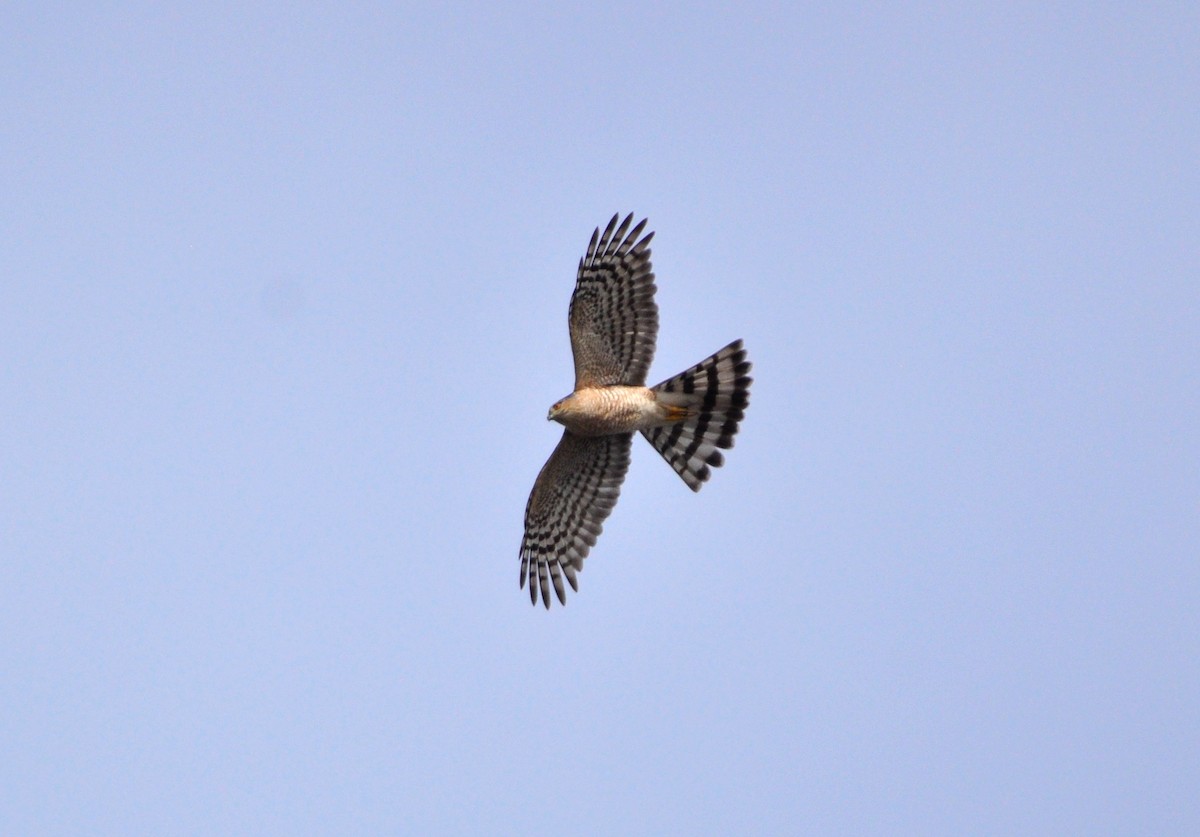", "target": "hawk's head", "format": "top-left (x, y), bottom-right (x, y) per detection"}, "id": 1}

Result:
top-left (547, 395), bottom-right (573, 423)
